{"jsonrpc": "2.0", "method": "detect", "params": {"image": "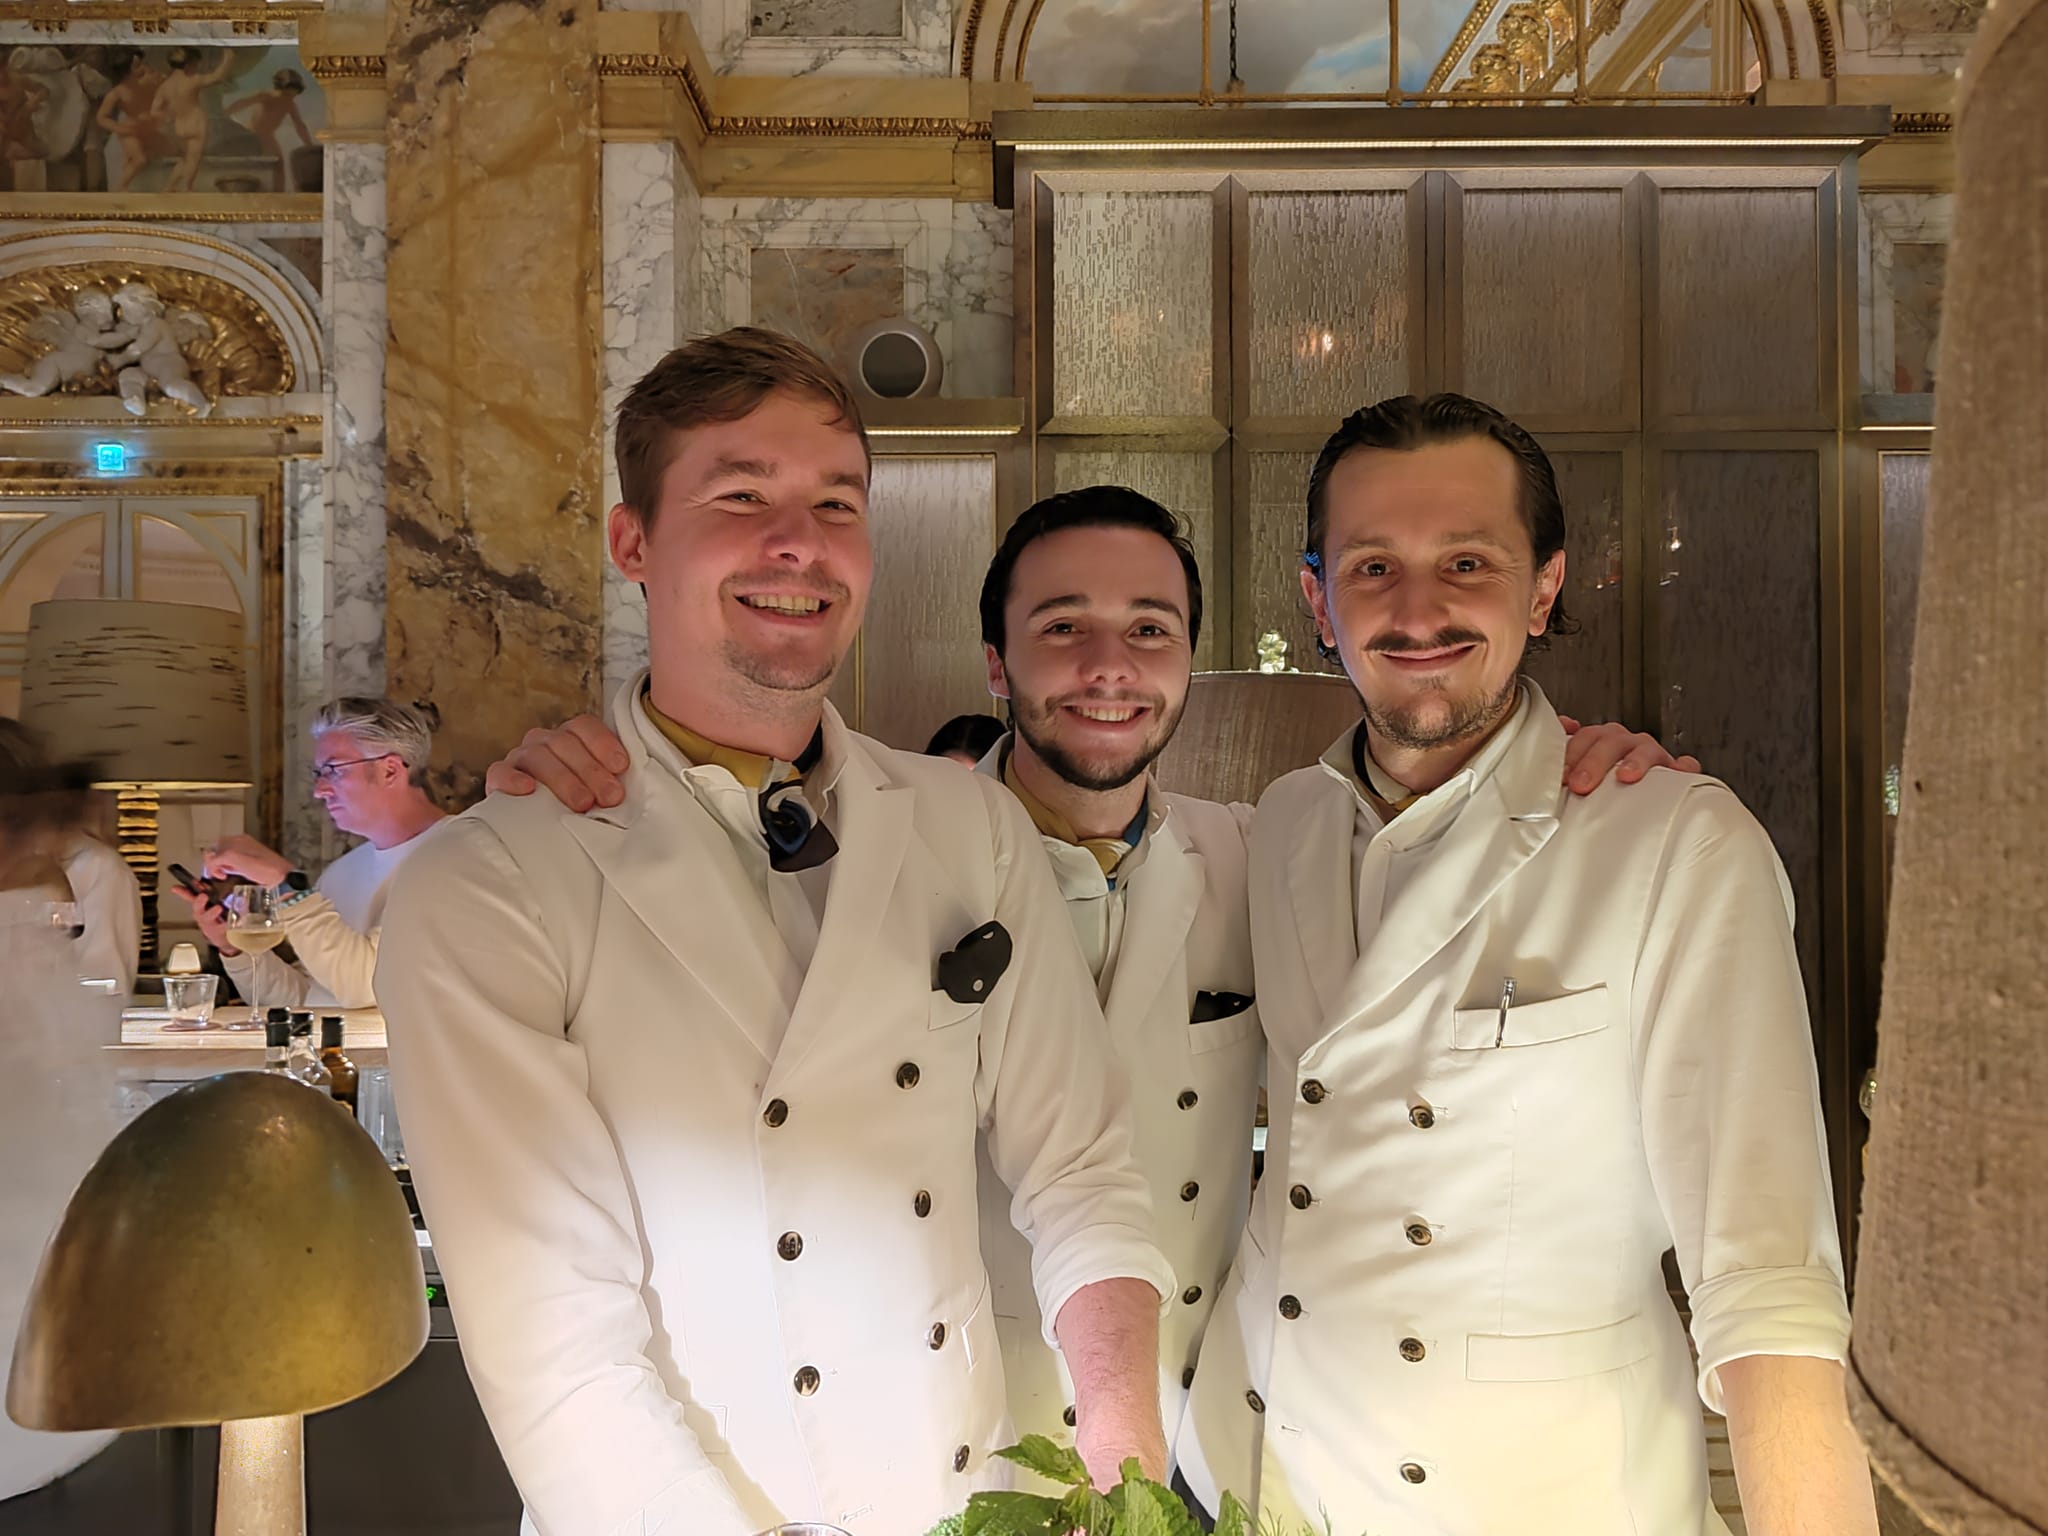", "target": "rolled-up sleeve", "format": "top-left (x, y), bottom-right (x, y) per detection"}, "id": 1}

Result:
top-left (375, 815), bottom-right (753, 1536)
top-left (971, 780), bottom-right (1175, 1343)
top-left (1631, 781), bottom-right (1851, 1414)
